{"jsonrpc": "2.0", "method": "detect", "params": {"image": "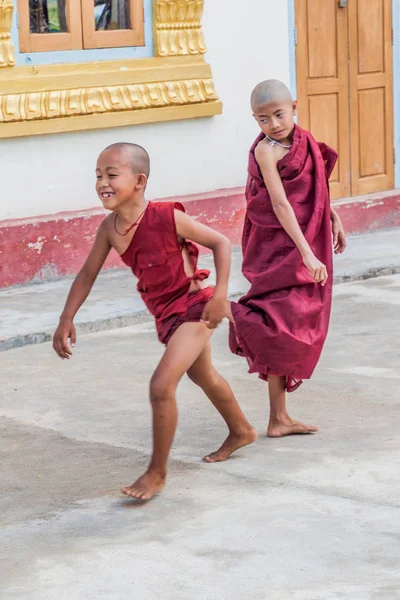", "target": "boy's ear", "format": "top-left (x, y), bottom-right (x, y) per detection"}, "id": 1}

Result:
top-left (292, 100), bottom-right (298, 115)
top-left (136, 173), bottom-right (147, 189)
